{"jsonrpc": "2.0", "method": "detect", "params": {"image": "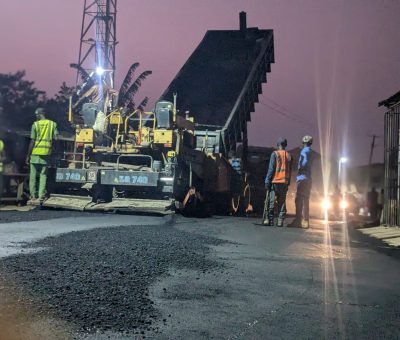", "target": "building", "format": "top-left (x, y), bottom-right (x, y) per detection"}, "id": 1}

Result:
top-left (379, 90), bottom-right (400, 227)
top-left (346, 163), bottom-right (384, 194)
